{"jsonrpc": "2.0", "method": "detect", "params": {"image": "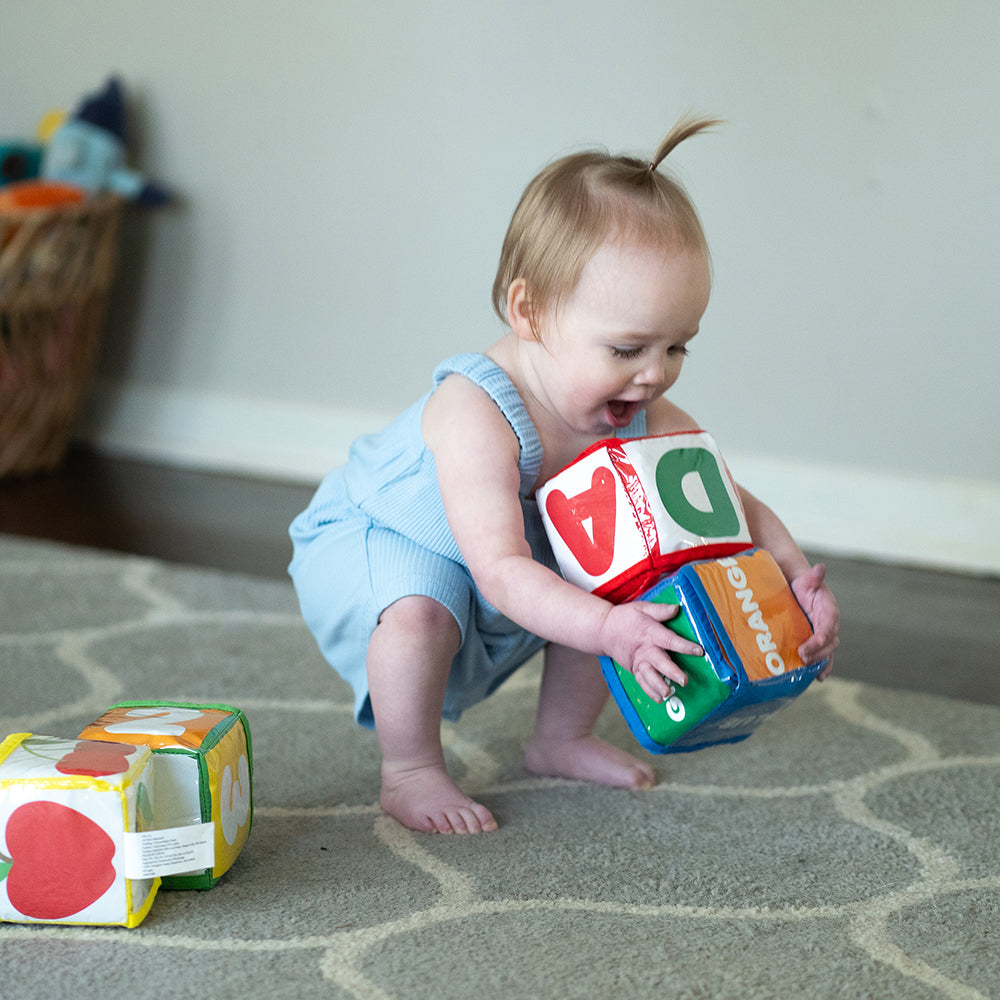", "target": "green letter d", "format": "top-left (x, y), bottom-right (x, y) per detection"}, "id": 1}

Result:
top-left (655, 448), bottom-right (740, 538)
